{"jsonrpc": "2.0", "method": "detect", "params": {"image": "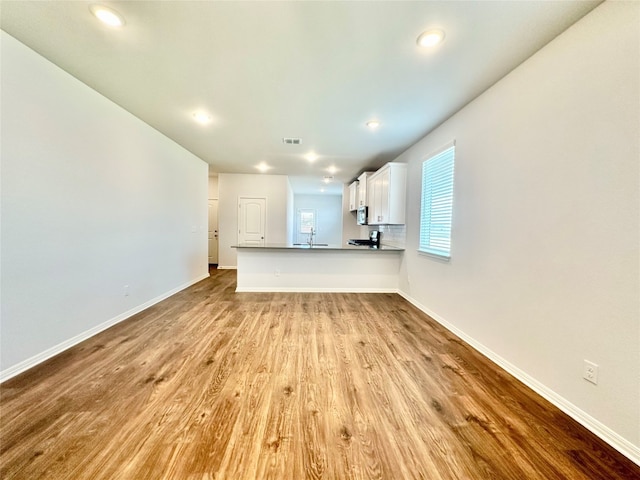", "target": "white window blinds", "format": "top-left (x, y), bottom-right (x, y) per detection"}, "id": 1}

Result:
top-left (419, 143), bottom-right (455, 259)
